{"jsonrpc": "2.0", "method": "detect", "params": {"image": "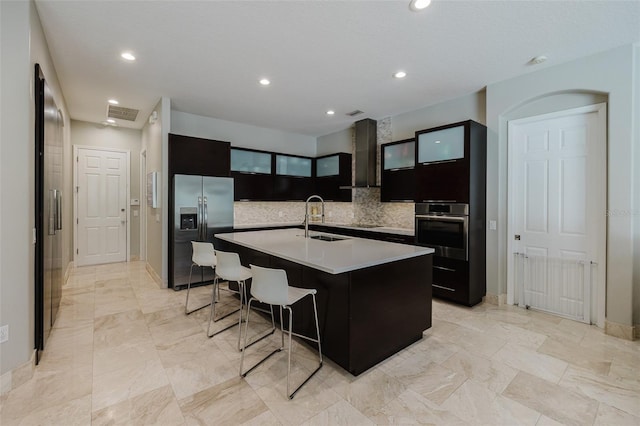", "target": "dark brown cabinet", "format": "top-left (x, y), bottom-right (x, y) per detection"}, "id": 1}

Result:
top-left (414, 120), bottom-right (486, 204)
top-left (273, 154), bottom-right (314, 201)
top-left (168, 133), bottom-right (230, 178)
top-left (230, 147), bottom-right (274, 201)
top-left (315, 153), bottom-right (352, 202)
top-left (414, 120), bottom-right (486, 306)
top-left (381, 138), bottom-right (416, 203)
